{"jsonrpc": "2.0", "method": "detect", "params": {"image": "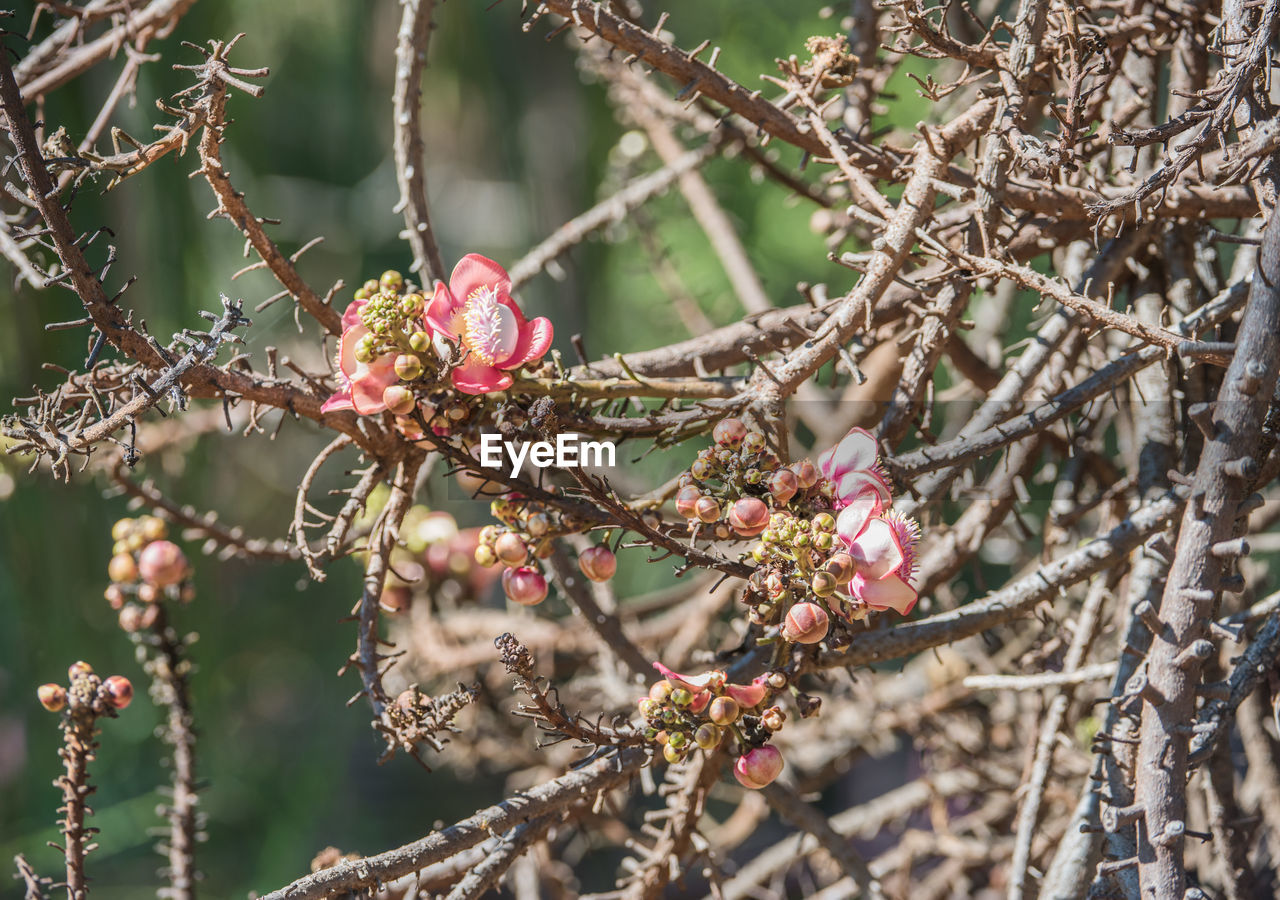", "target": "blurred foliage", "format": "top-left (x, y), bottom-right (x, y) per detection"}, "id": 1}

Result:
top-left (0, 2), bottom-right (907, 895)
